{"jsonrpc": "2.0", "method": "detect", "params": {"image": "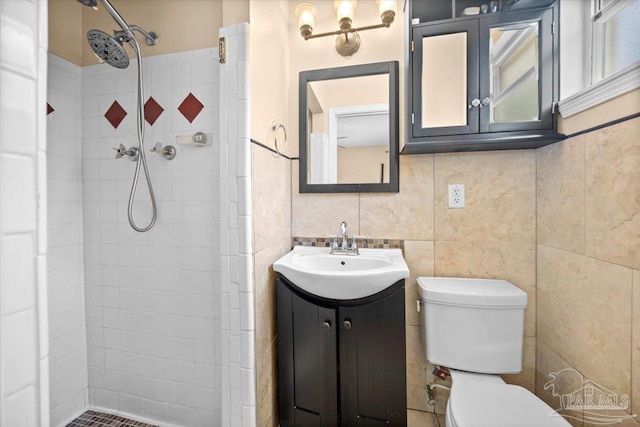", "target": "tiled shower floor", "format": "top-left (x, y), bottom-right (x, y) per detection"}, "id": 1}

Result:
top-left (66, 410), bottom-right (159, 427)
